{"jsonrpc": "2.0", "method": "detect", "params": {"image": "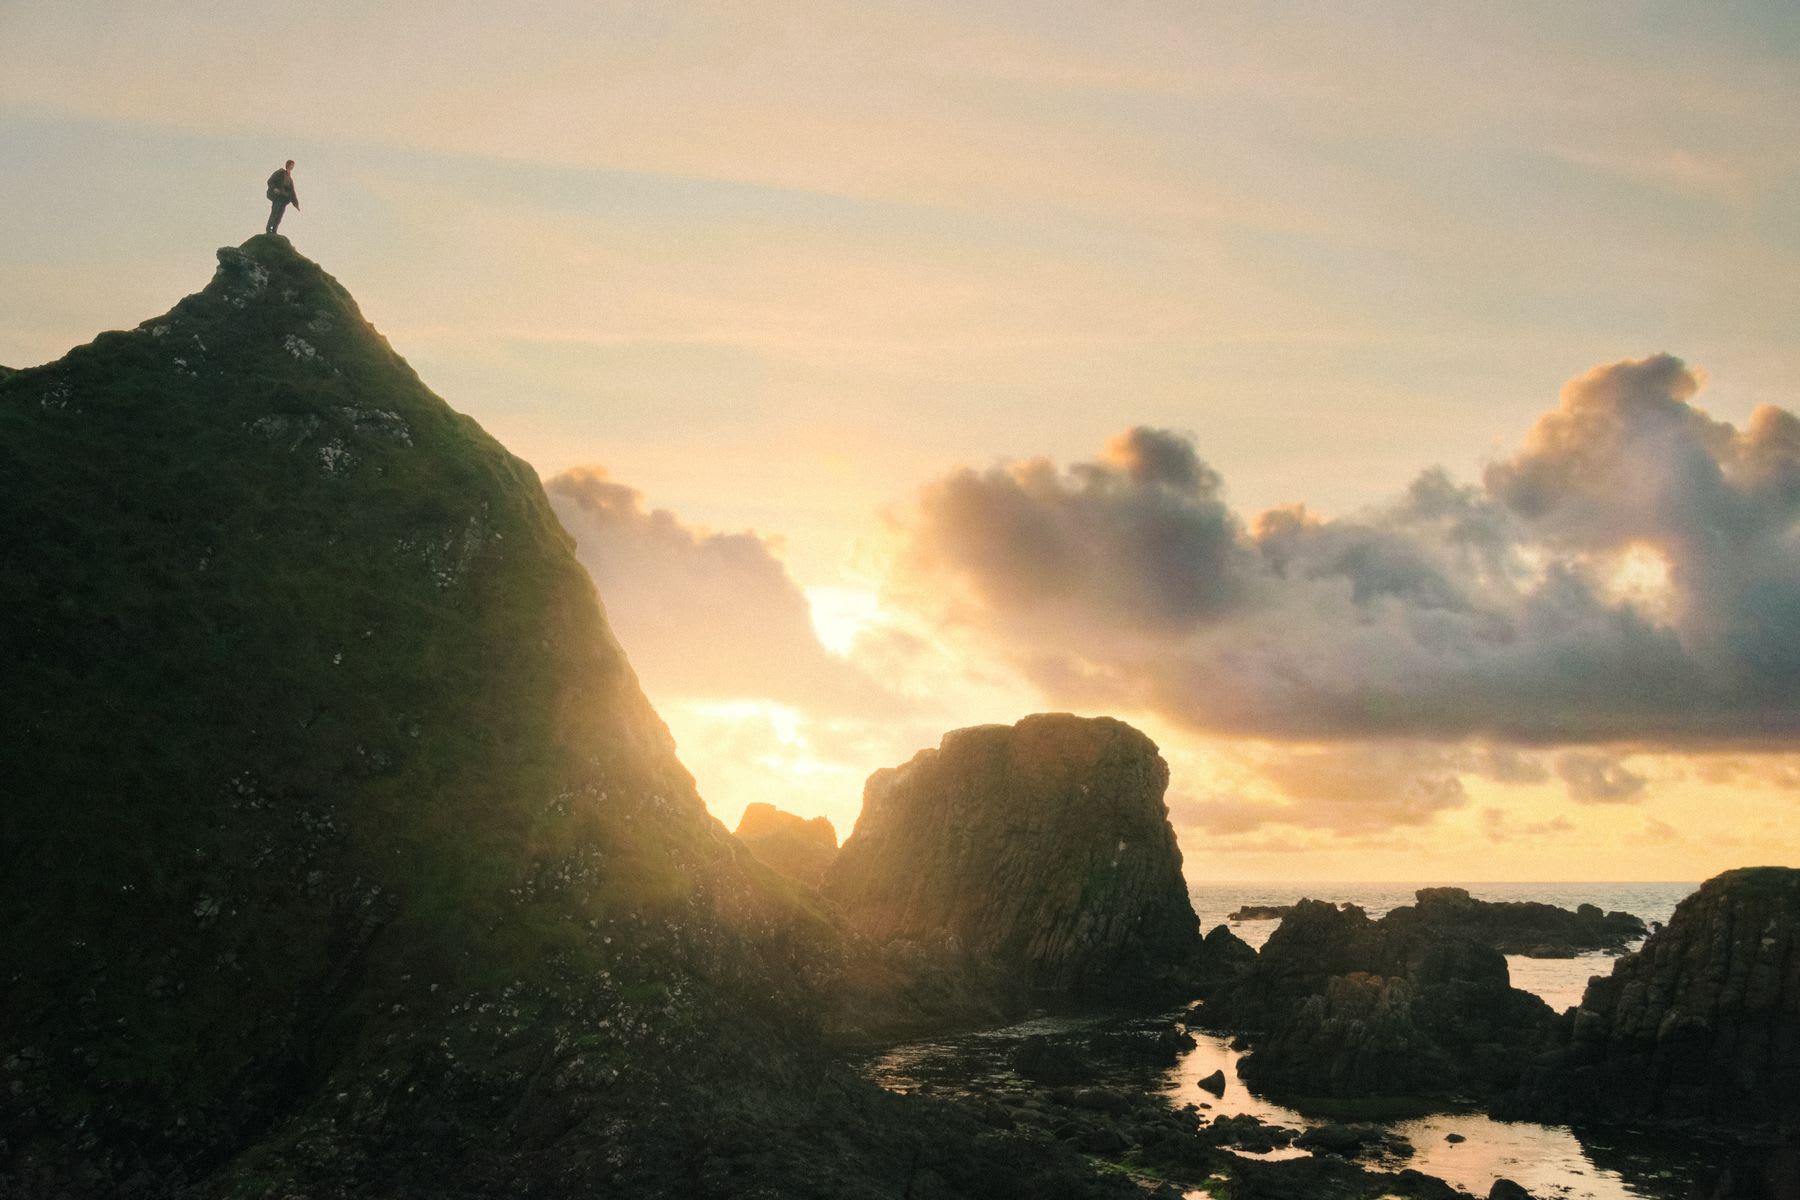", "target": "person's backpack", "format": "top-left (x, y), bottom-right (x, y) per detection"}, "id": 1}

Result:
top-left (266, 171), bottom-right (287, 202)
